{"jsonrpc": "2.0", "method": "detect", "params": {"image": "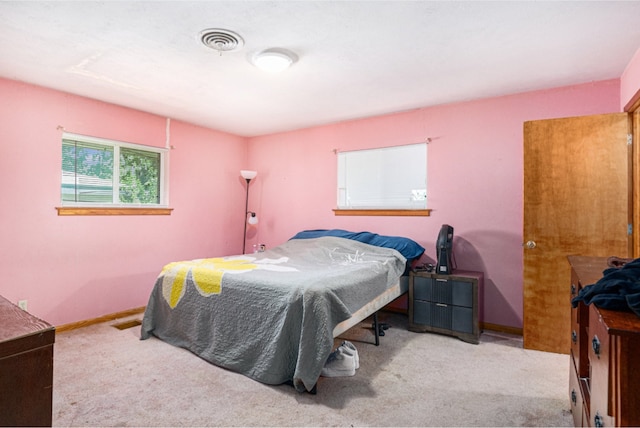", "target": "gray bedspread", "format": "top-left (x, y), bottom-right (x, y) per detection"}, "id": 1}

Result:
top-left (140, 236), bottom-right (406, 392)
